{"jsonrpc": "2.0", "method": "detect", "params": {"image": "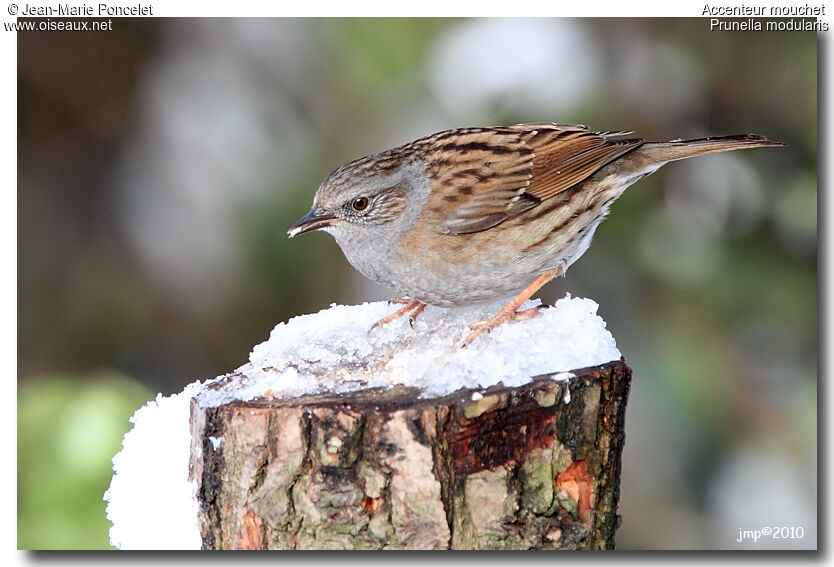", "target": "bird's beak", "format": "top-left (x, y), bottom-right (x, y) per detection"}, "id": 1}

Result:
top-left (287, 207), bottom-right (337, 238)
